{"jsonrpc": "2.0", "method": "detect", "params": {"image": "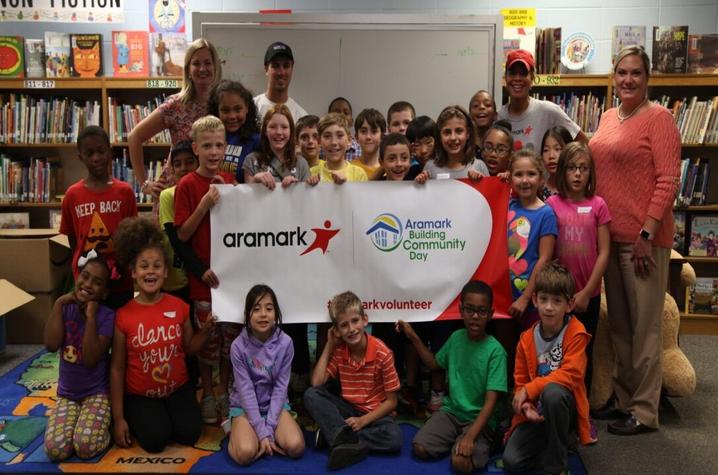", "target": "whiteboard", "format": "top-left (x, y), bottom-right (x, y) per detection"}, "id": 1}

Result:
top-left (193, 13), bottom-right (503, 120)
